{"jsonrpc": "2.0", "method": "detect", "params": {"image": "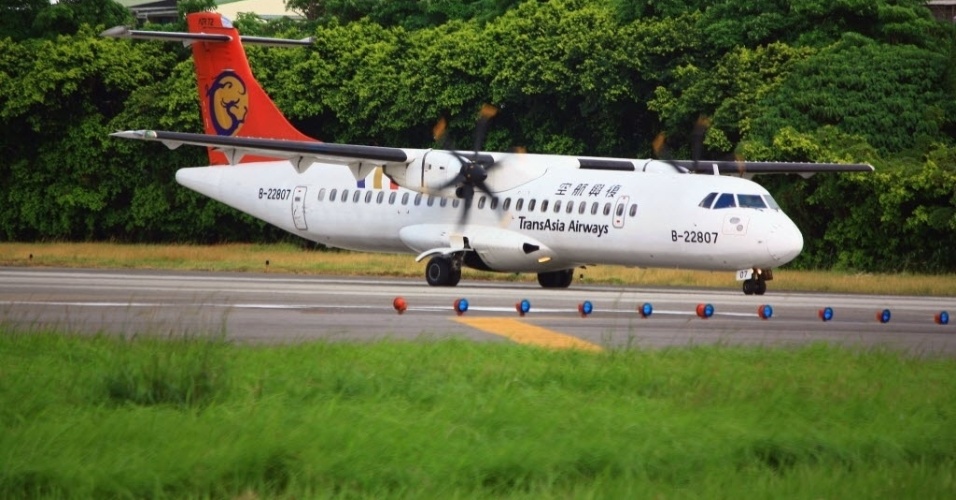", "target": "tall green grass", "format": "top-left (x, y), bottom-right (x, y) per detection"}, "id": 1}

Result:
top-left (2, 329), bottom-right (955, 498)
